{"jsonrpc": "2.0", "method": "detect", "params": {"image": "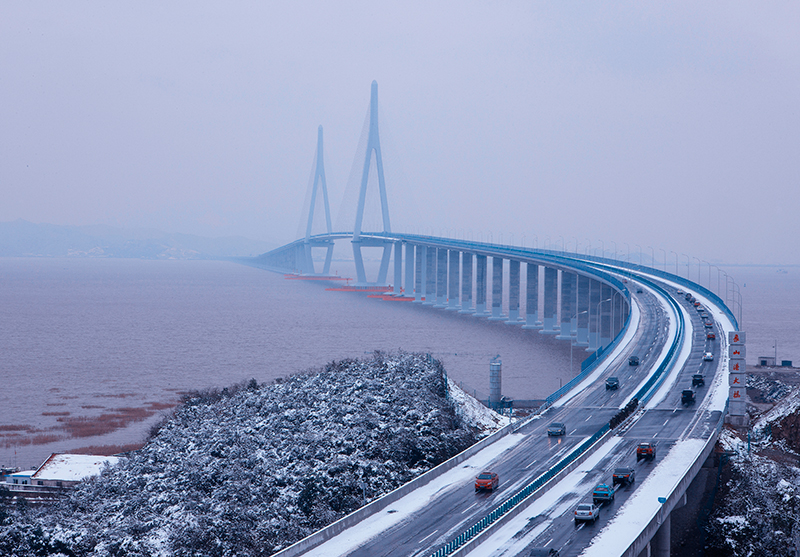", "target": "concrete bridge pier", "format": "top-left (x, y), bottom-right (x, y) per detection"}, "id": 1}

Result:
top-left (404, 244), bottom-right (414, 298)
top-left (474, 255), bottom-right (488, 316)
top-left (600, 283), bottom-right (614, 347)
top-left (506, 260), bottom-right (522, 323)
top-left (447, 250), bottom-right (460, 310)
top-left (523, 263), bottom-right (541, 329)
top-left (576, 274), bottom-right (590, 346)
top-left (393, 242), bottom-right (403, 295)
top-left (424, 247), bottom-right (435, 305)
top-left (414, 245), bottom-right (425, 302)
top-left (588, 278), bottom-right (602, 351)
top-left (489, 257), bottom-right (505, 320)
top-left (435, 248), bottom-right (448, 307)
top-left (541, 267), bottom-right (559, 333)
top-left (556, 271), bottom-right (576, 339)
top-left (460, 252), bottom-right (474, 313)
top-left (637, 492), bottom-right (687, 557)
